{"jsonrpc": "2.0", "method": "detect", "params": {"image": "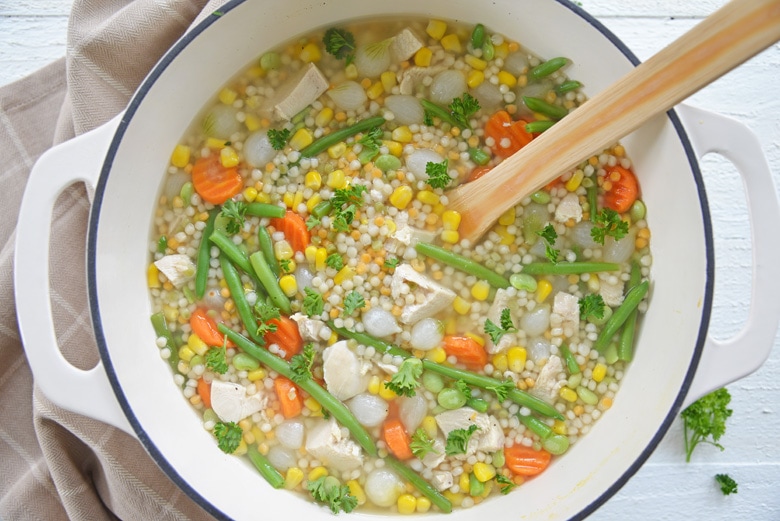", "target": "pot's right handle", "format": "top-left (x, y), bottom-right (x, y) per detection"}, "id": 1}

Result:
top-left (677, 104), bottom-right (780, 408)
